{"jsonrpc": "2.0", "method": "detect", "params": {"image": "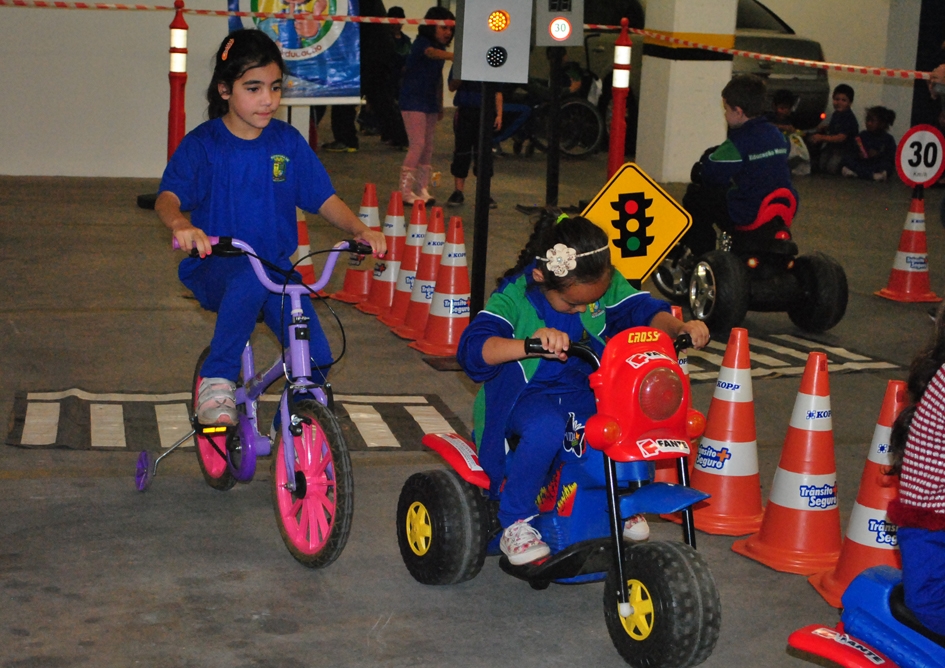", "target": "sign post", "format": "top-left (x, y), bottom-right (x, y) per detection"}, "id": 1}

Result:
top-left (581, 163), bottom-right (692, 287)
